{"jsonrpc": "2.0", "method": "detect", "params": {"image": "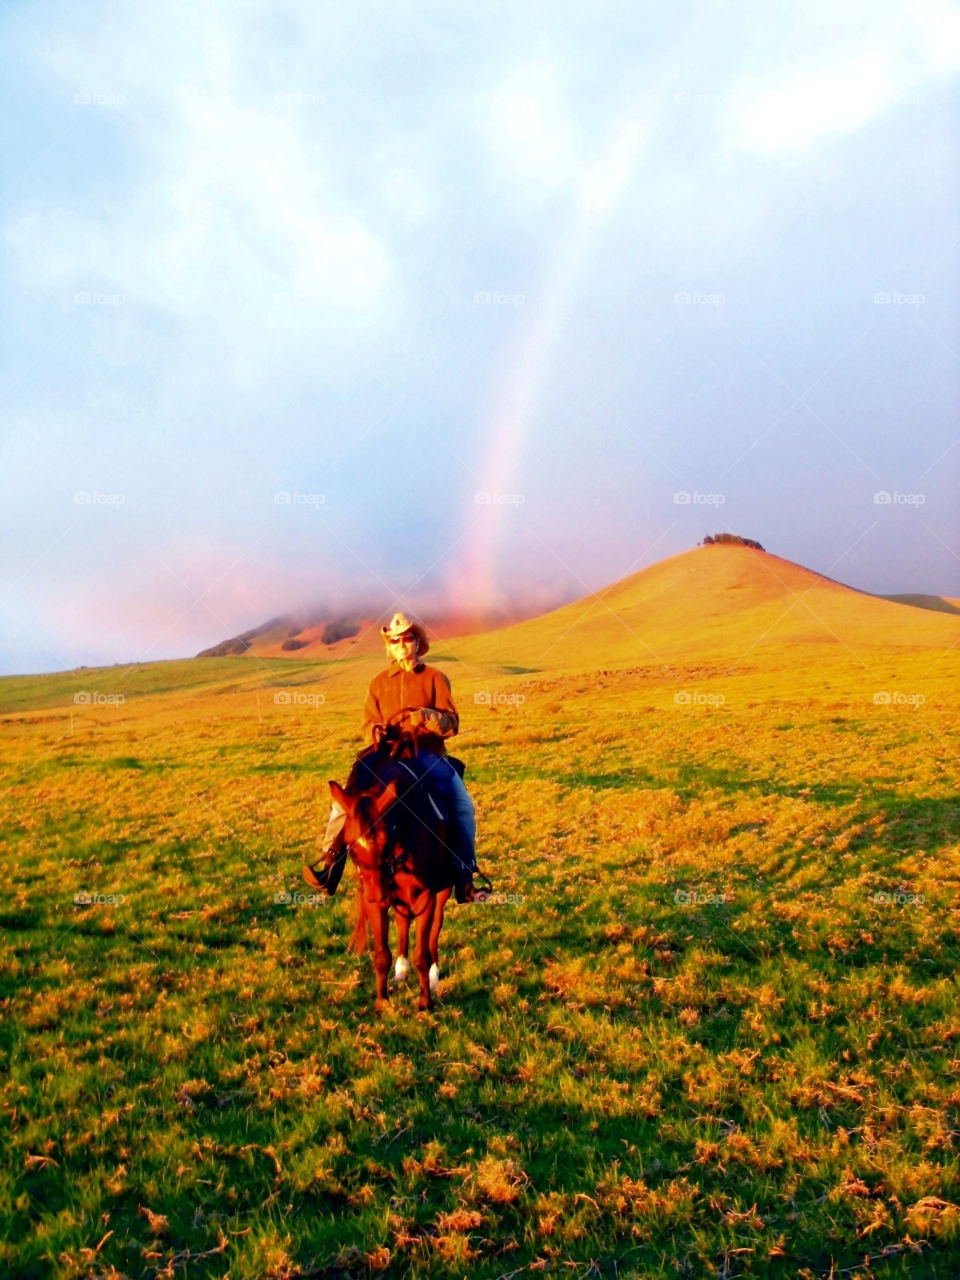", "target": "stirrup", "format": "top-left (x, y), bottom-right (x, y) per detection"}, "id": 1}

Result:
top-left (474, 870), bottom-right (493, 895)
top-left (303, 863), bottom-right (330, 890)
top-left (455, 869), bottom-right (491, 904)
